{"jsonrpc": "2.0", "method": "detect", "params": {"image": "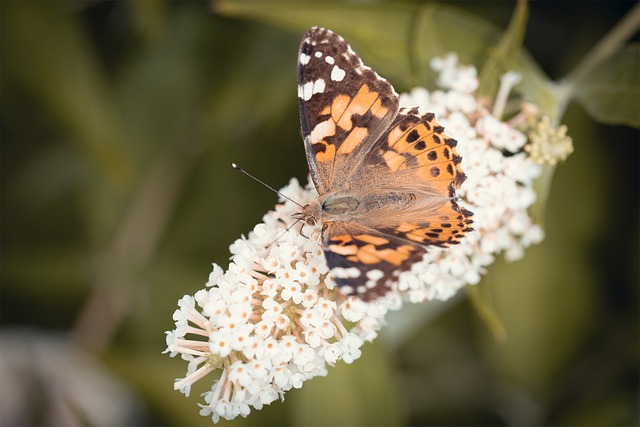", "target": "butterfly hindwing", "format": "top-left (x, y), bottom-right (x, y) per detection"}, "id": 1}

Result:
top-left (341, 107), bottom-right (474, 249)
top-left (352, 107), bottom-right (468, 193)
top-left (323, 223), bottom-right (427, 300)
top-left (362, 107), bottom-right (474, 246)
